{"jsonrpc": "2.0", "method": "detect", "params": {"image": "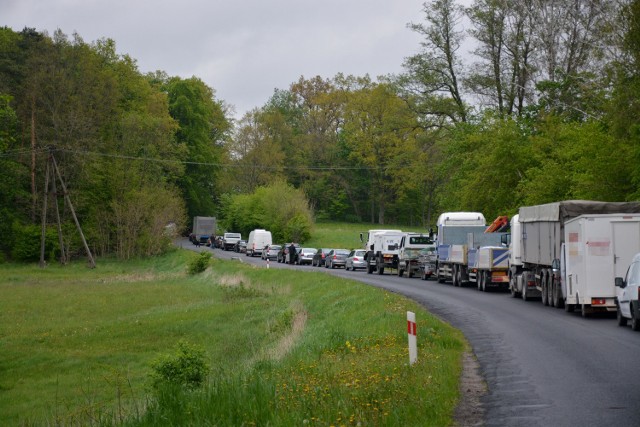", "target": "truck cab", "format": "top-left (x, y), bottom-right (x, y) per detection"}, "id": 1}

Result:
top-left (397, 233), bottom-right (435, 278)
